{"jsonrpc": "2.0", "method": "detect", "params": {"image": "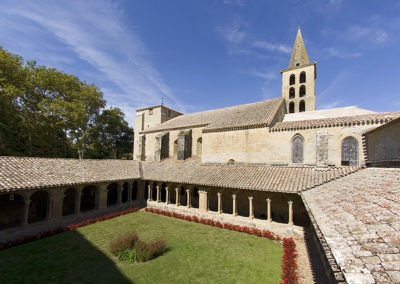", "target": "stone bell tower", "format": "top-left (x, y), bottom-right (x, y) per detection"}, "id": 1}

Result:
top-left (281, 28), bottom-right (317, 113)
